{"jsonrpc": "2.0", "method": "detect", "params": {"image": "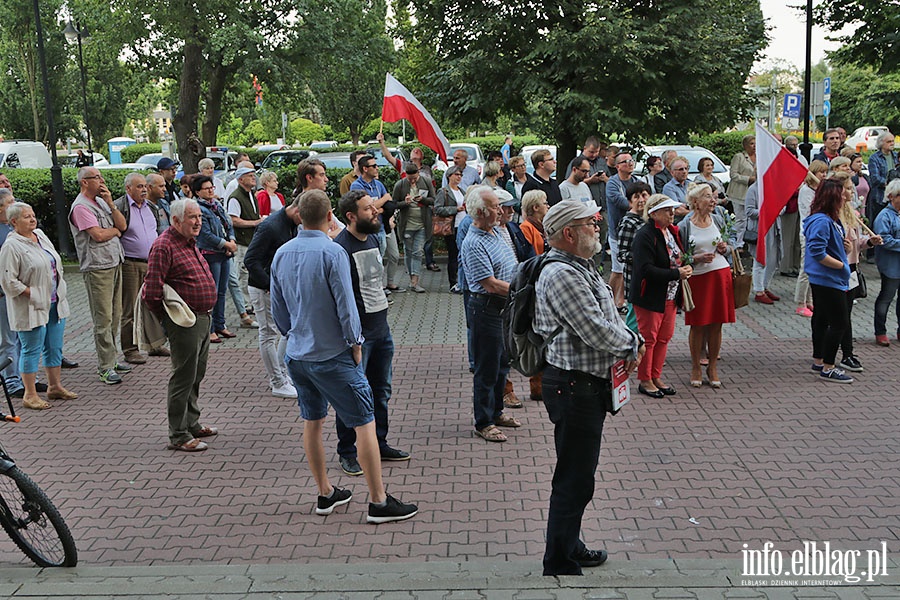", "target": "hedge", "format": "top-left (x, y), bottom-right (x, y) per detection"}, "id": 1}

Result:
top-left (119, 143), bottom-right (164, 164)
top-left (4, 167), bottom-right (153, 252)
